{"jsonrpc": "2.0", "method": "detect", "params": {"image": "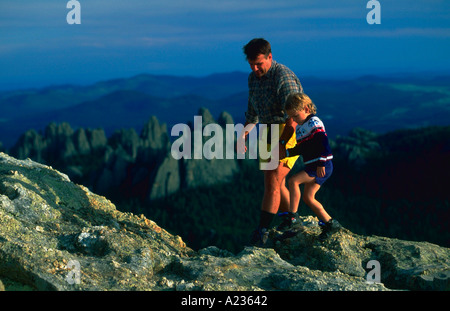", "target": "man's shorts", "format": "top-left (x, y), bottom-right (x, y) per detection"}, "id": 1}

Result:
top-left (259, 123), bottom-right (299, 170)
